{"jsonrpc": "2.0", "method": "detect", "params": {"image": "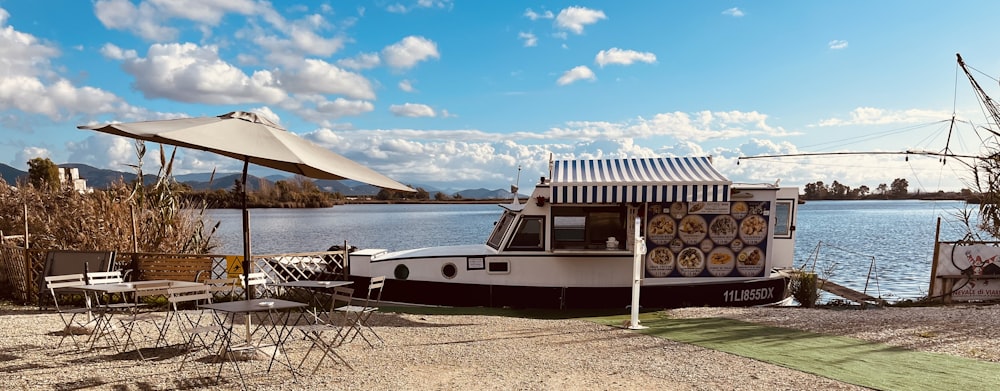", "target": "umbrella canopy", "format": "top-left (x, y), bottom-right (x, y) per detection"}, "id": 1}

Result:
top-left (80, 111), bottom-right (414, 190)
top-left (80, 111), bottom-right (414, 298)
